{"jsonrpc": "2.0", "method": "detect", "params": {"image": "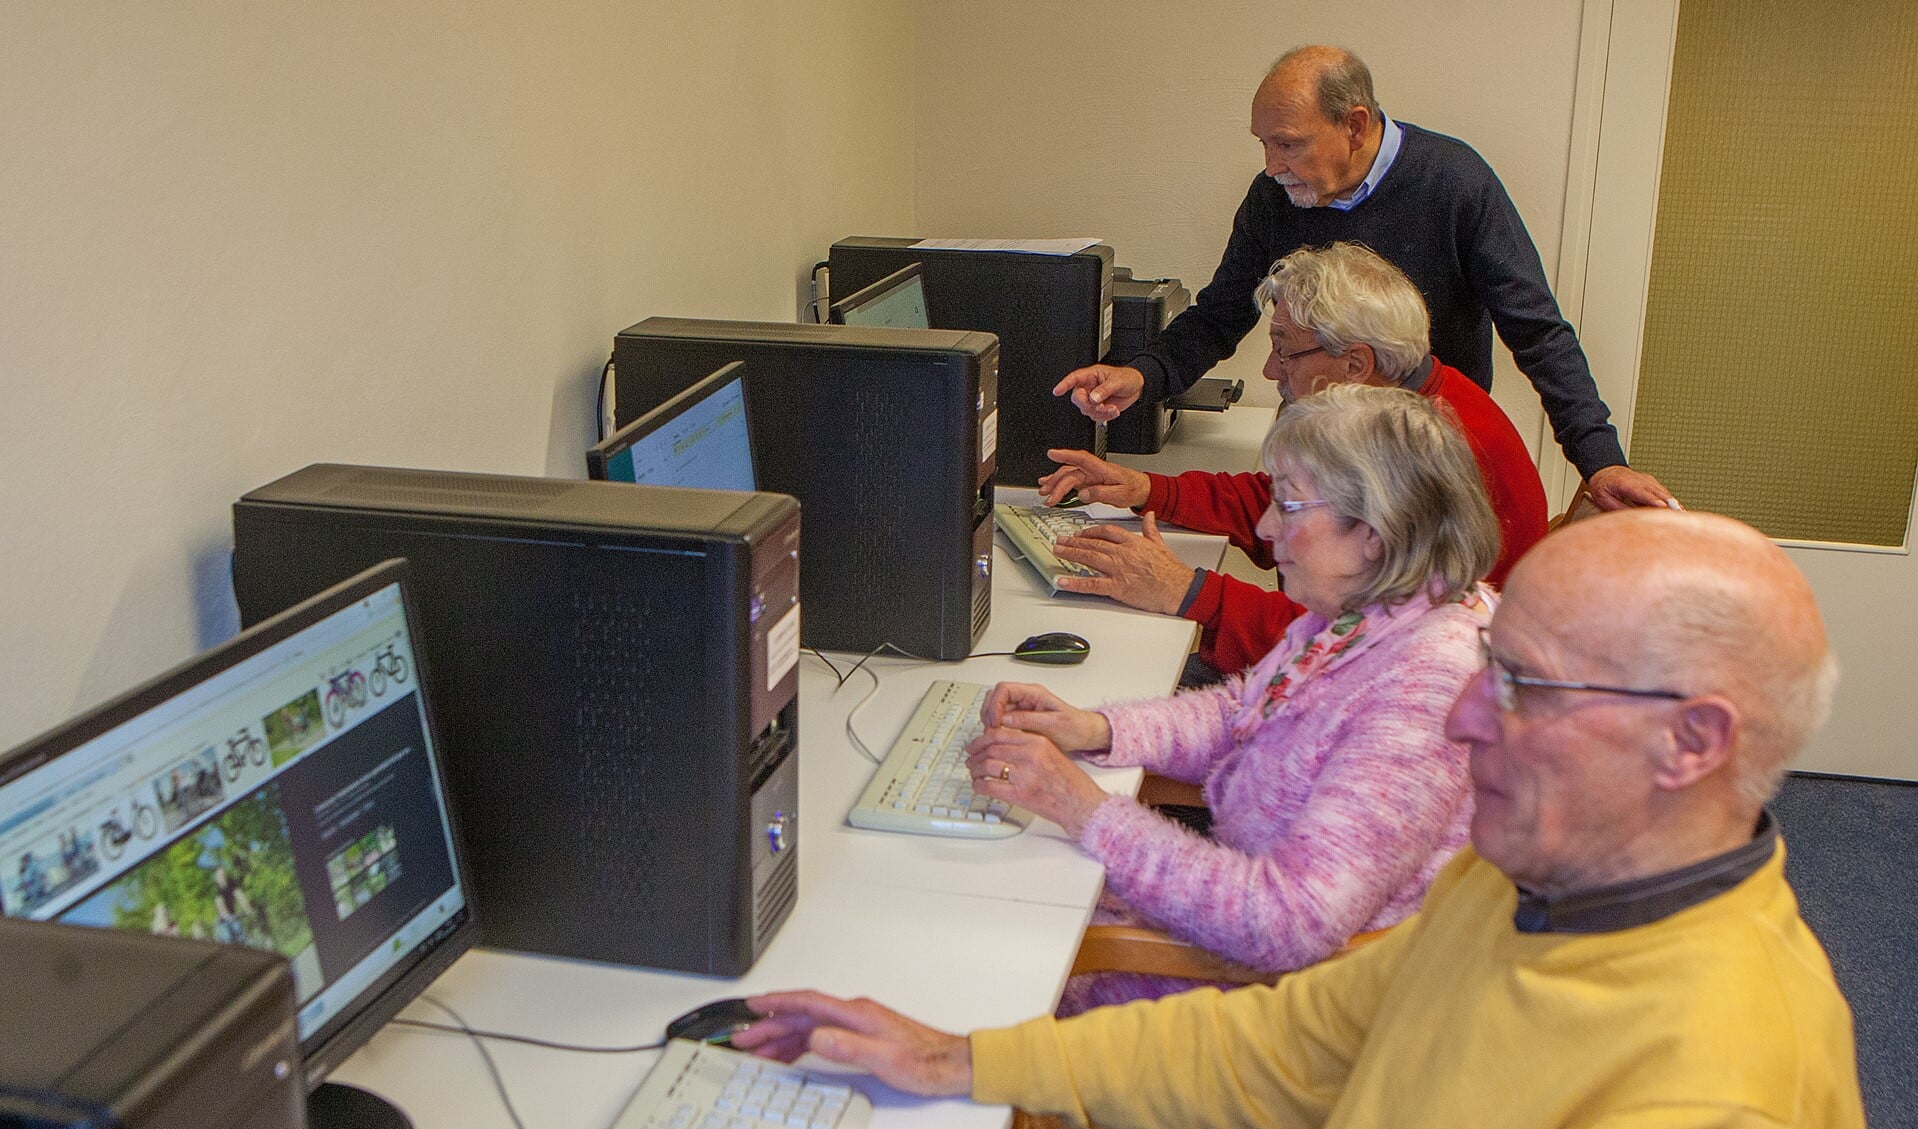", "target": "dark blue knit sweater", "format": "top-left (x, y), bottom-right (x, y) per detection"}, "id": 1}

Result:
top-left (1130, 121), bottom-right (1626, 478)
